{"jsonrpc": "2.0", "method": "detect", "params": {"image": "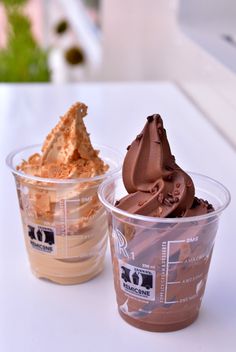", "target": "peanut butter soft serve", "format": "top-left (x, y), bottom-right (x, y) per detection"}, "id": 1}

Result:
top-left (16, 102), bottom-right (110, 284)
top-left (18, 102), bottom-right (107, 178)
